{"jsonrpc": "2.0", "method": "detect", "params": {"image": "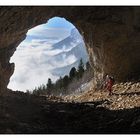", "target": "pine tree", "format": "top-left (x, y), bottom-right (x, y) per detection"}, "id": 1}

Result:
top-left (63, 75), bottom-right (70, 88)
top-left (77, 58), bottom-right (85, 79)
top-left (47, 78), bottom-right (53, 95)
top-left (69, 67), bottom-right (77, 80)
top-left (86, 61), bottom-right (91, 71)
